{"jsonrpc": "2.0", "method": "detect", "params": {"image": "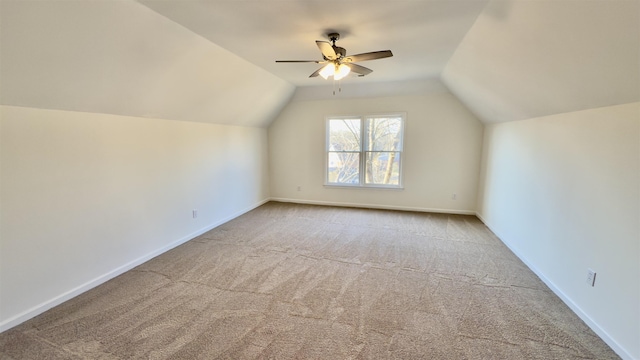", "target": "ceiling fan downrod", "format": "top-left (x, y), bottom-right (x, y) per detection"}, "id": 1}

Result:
top-left (328, 32), bottom-right (340, 46)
